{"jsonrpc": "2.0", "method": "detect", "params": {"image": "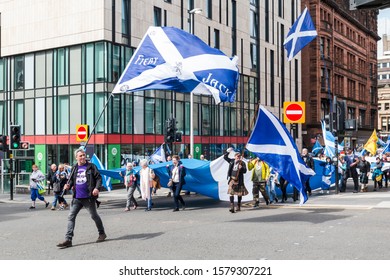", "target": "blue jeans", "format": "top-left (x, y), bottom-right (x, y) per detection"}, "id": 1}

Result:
top-left (267, 182), bottom-right (278, 202)
top-left (172, 182), bottom-right (185, 209)
top-left (65, 197), bottom-right (105, 241)
top-left (52, 192), bottom-right (68, 207)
